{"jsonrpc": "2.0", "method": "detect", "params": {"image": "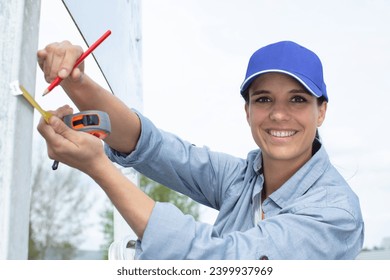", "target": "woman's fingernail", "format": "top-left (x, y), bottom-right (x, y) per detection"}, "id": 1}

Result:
top-left (58, 69), bottom-right (68, 78)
